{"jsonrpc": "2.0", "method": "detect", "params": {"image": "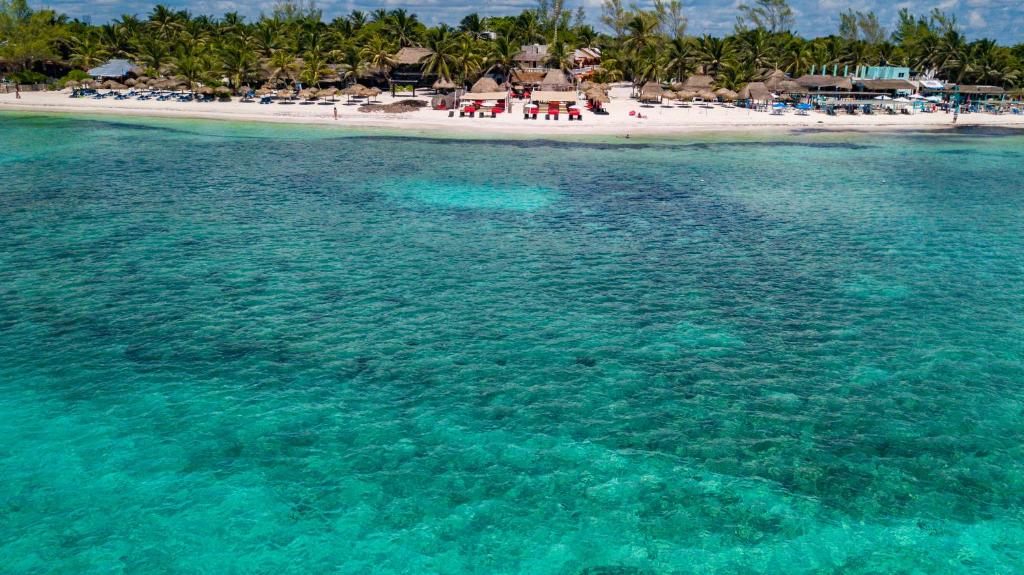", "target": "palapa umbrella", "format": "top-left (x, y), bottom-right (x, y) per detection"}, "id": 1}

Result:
top-left (197, 86), bottom-right (215, 95)
top-left (676, 89), bottom-right (697, 101)
top-left (321, 87), bottom-right (339, 101)
top-left (341, 83), bottom-right (368, 96)
top-left (65, 80), bottom-right (79, 89)
top-left (432, 77), bottom-right (456, 91)
top-left (124, 78), bottom-right (137, 87)
top-left (661, 90), bottom-right (678, 101)
top-left (214, 86), bottom-right (232, 98)
top-left (367, 87), bottom-right (382, 100)
top-left (255, 87), bottom-right (273, 96)
top-left (470, 77), bottom-right (500, 93)
top-left (698, 89), bottom-right (718, 102)
top-left (715, 88), bottom-right (739, 101)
